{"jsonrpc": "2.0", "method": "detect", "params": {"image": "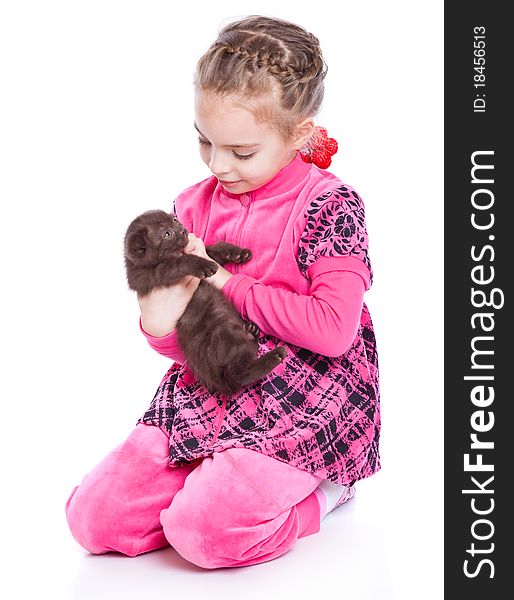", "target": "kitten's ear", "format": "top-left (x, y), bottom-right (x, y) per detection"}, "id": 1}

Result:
top-left (125, 226), bottom-right (149, 264)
